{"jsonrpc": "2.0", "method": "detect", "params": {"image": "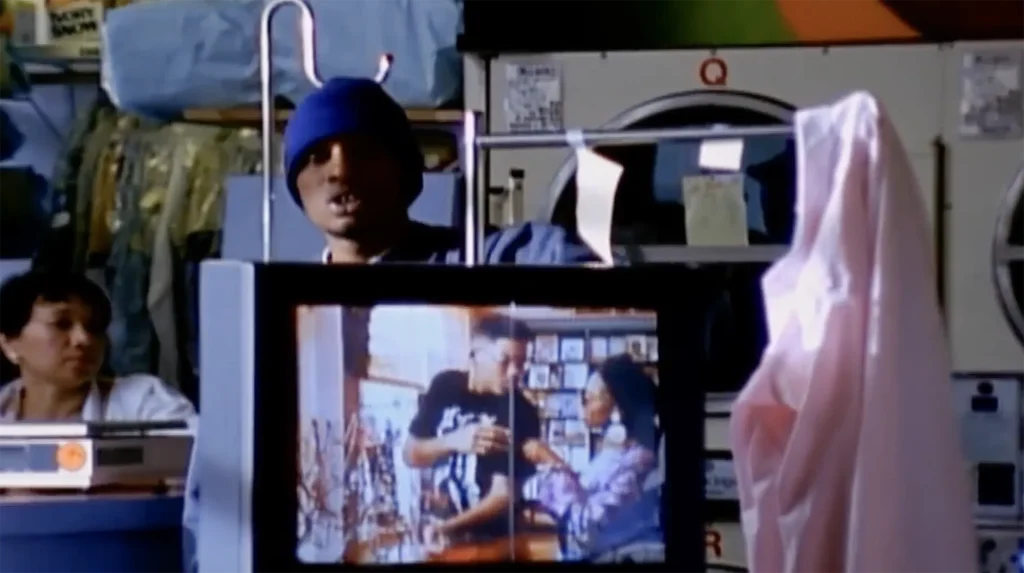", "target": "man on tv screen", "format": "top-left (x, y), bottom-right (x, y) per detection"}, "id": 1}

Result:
top-left (183, 78), bottom-right (600, 571)
top-left (402, 315), bottom-right (561, 549)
